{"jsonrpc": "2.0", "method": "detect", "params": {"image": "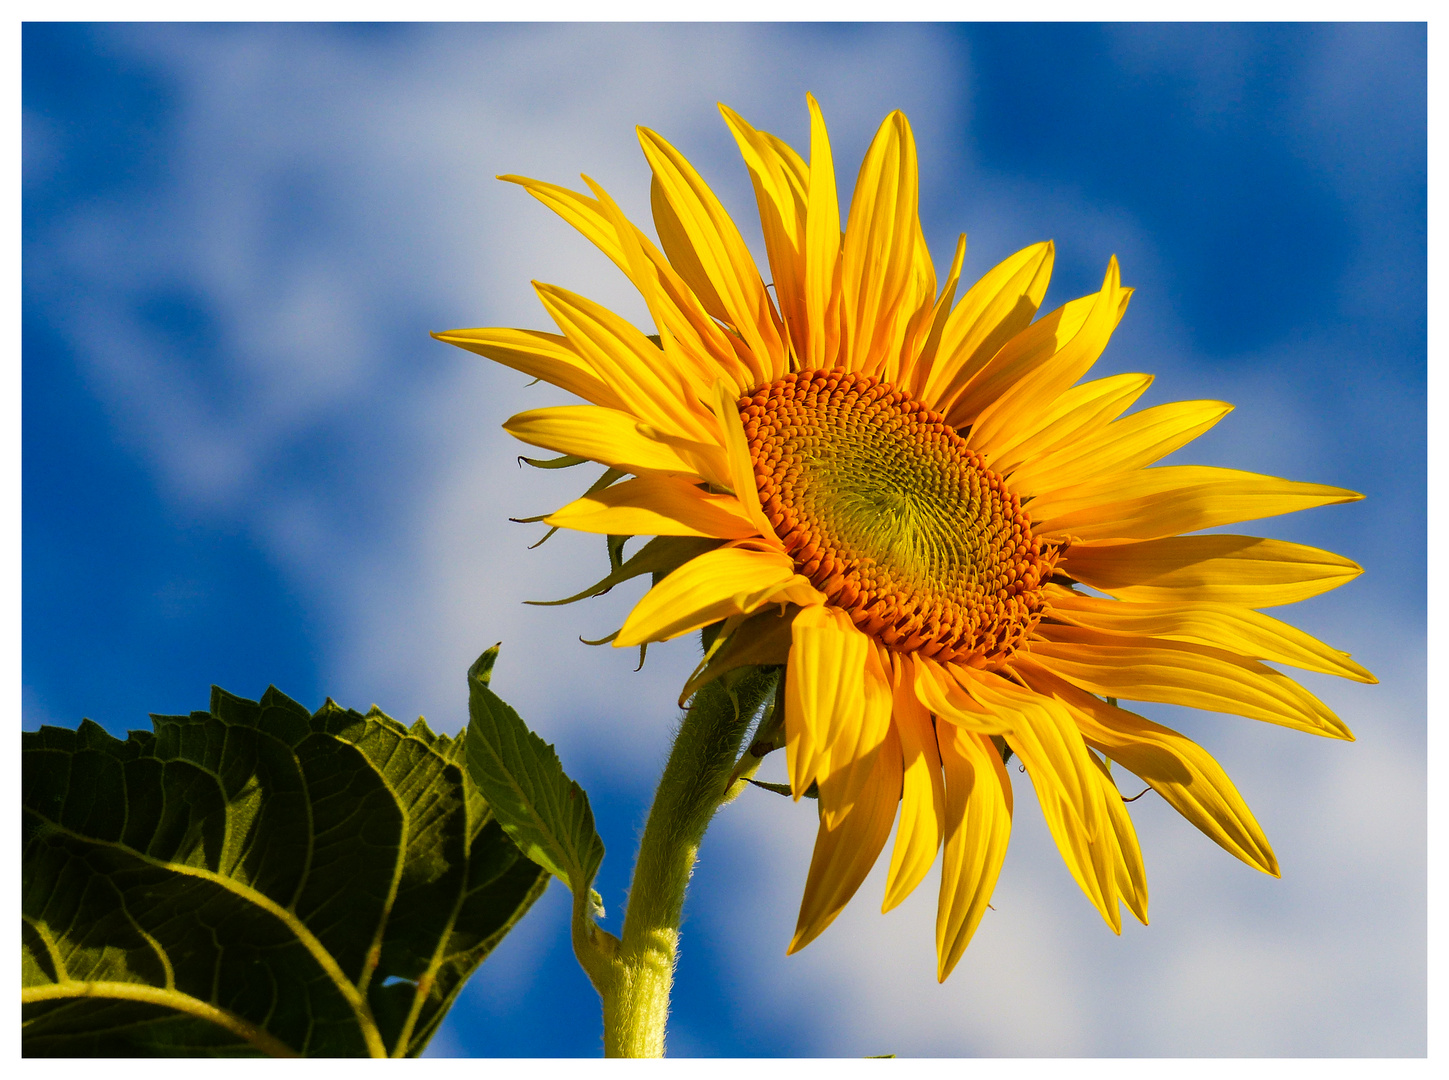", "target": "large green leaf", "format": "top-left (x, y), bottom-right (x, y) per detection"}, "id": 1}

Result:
top-left (465, 648), bottom-right (604, 902)
top-left (21, 682), bottom-right (549, 1057)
